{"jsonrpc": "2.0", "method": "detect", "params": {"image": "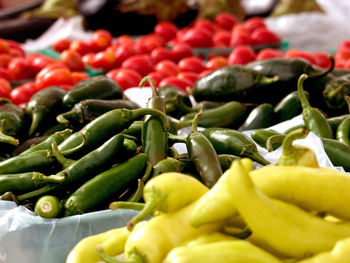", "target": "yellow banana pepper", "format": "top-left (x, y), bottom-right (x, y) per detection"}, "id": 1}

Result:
top-left (66, 226), bottom-right (129, 263)
top-left (182, 232), bottom-right (237, 247)
top-left (228, 159), bottom-right (350, 259)
top-left (163, 240), bottom-right (282, 263)
top-left (298, 236), bottom-right (350, 263)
